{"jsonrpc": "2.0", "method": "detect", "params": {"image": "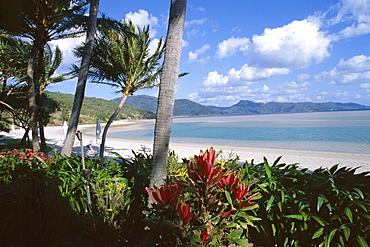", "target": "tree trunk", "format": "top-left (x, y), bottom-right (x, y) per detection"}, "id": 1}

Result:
top-left (27, 43), bottom-right (40, 151)
top-left (150, 0), bottom-right (187, 188)
top-left (99, 95), bottom-right (127, 165)
top-left (61, 0), bottom-right (100, 156)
